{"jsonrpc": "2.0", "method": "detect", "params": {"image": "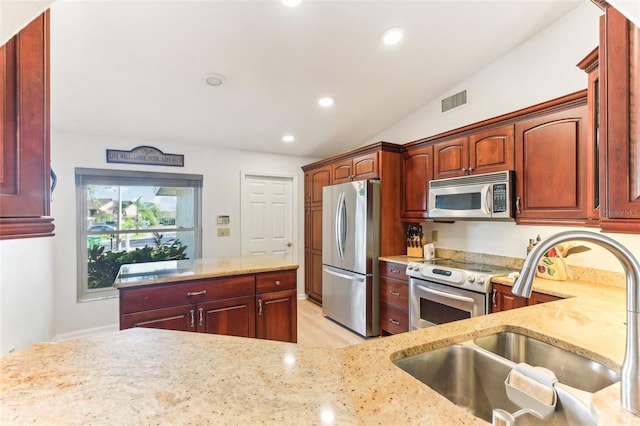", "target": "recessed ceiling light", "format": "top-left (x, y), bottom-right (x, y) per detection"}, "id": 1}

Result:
top-left (381, 27), bottom-right (404, 46)
top-left (281, 0), bottom-right (302, 7)
top-left (318, 97), bottom-right (334, 107)
top-left (282, 135), bottom-right (295, 143)
top-left (204, 73), bottom-right (226, 87)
